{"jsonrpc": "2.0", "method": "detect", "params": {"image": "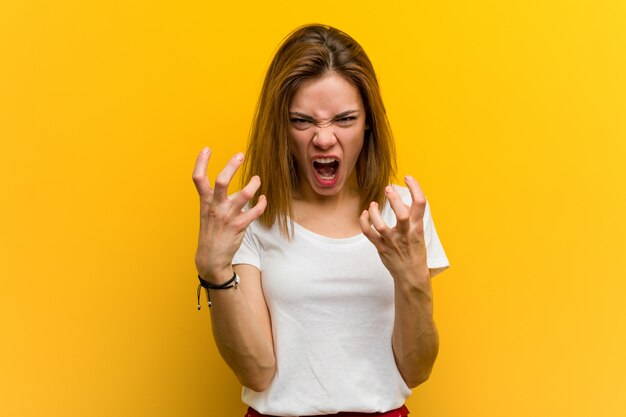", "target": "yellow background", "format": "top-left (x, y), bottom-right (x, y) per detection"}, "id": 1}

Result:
top-left (2, 1), bottom-right (625, 416)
